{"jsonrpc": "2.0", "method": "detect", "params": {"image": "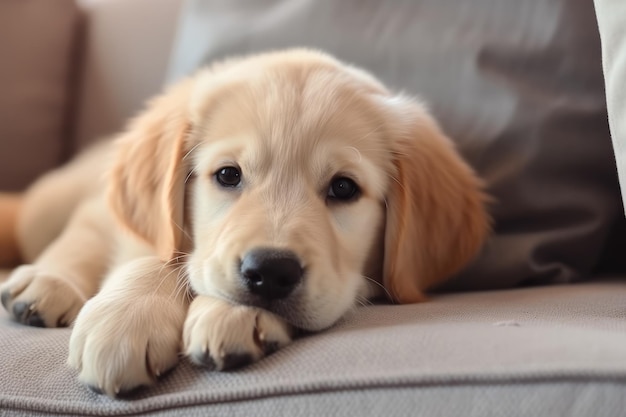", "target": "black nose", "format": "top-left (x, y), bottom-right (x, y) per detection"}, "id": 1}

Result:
top-left (240, 248), bottom-right (303, 300)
